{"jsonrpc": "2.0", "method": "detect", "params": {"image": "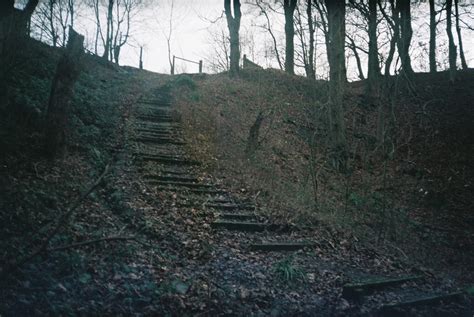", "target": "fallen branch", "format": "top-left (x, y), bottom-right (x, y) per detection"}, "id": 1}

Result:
top-left (0, 164), bottom-right (110, 279)
top-left (47, 235), bottom-right (137, 252)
